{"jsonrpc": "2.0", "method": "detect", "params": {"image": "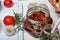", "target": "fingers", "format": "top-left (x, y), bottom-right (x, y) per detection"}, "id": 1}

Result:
top-left (58, 0), bottom-right (60, 6)
top-left (55, 0), bottom-right (60, 12)
top-left (53, 0), bottom-right (57, 8)
top-left (49, 0), bottom-right (60, 12)
top-left (49, 0), bottom-right (57, 8)
top-left (49, 0), bottom-right (53, 6)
